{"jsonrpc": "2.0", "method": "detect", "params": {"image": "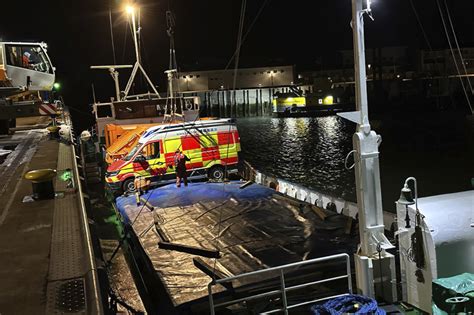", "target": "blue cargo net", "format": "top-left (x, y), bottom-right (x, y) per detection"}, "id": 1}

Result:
top-left (115, 181), bottom-right (272, 223)
top-left (311, 294), bottom-right (386, 315)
